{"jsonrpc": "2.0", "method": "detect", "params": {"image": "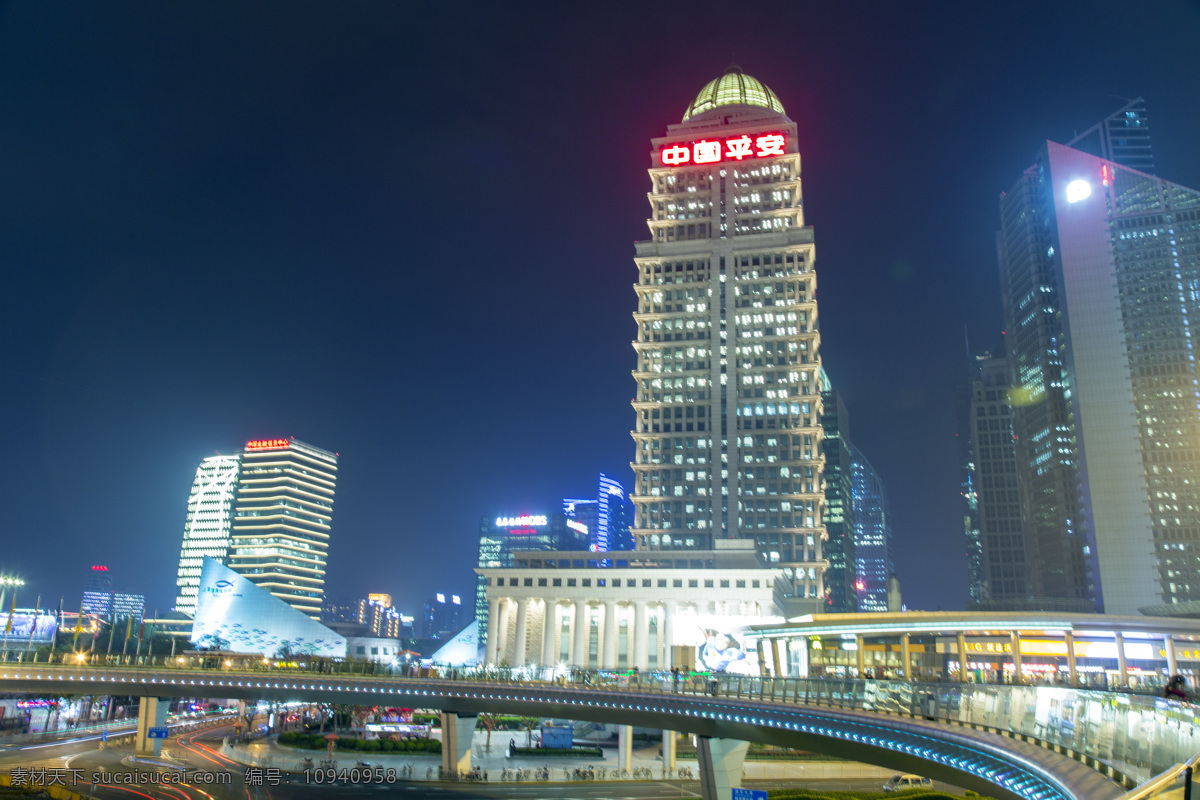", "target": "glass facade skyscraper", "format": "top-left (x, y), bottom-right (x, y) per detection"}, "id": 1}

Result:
top-left (1065, 97), bottom-right (1154, 175)
top-left (629, 67), bottom-right (827, 614)
top-left (850, 444), bottom-right (893, 613)
top-left (999, 139), bottom-right (1200, 613)
top-left (962, 352), bottom-right (1033, 609)
top-left (820, 386), bottom-right (856, 613)
top-left (563, 473), bottom-right (635, 553)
